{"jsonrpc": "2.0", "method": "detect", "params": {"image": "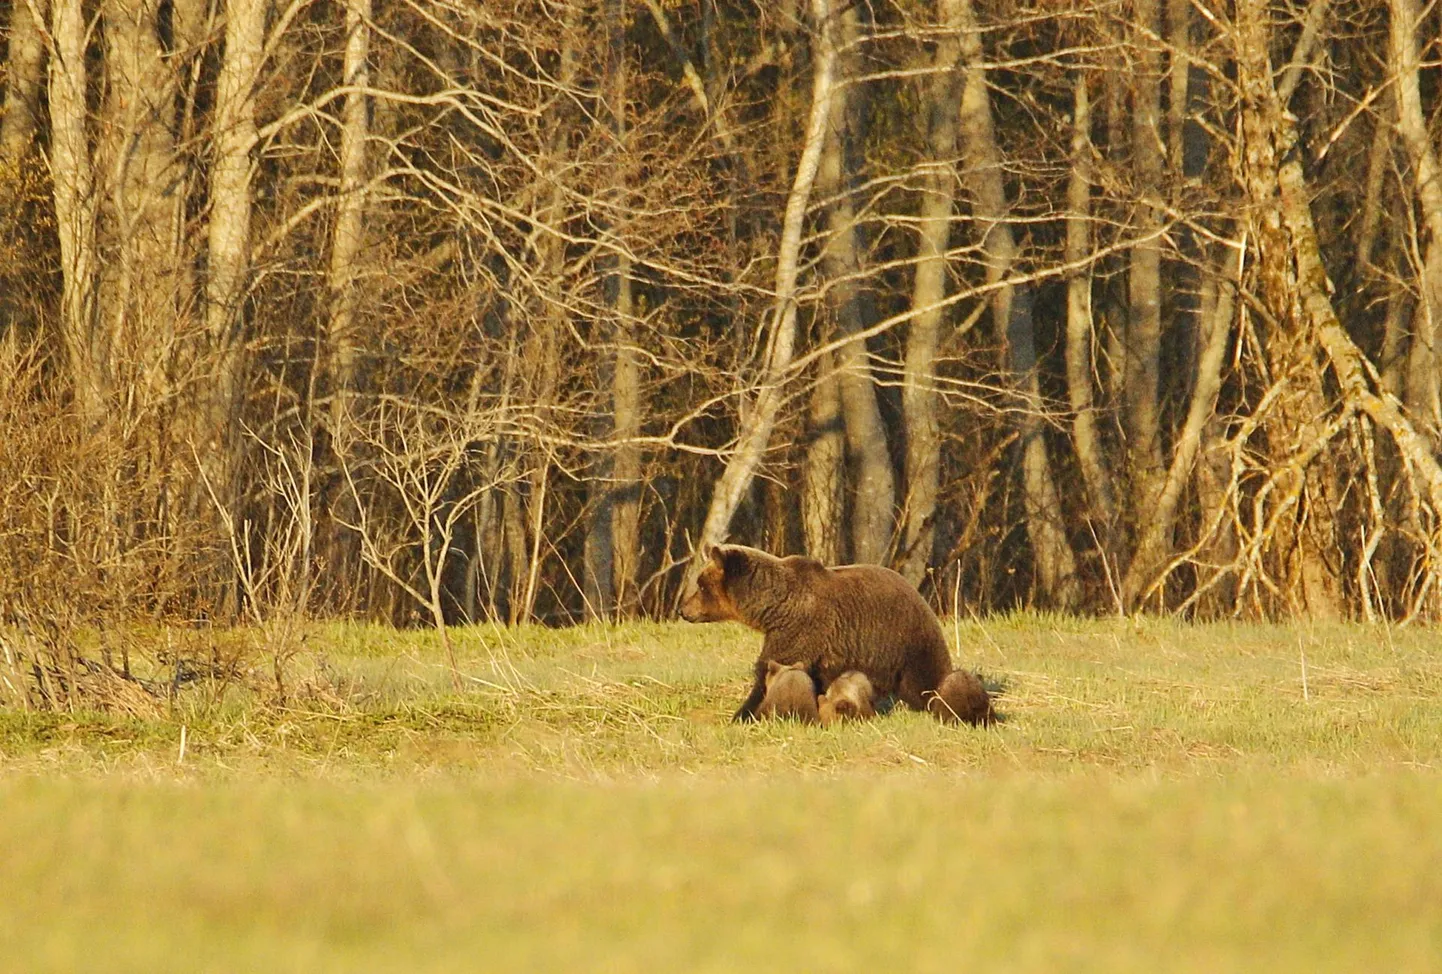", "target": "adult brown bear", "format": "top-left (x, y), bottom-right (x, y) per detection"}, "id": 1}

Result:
top-left (680, 545), bottom-right (994, 726)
